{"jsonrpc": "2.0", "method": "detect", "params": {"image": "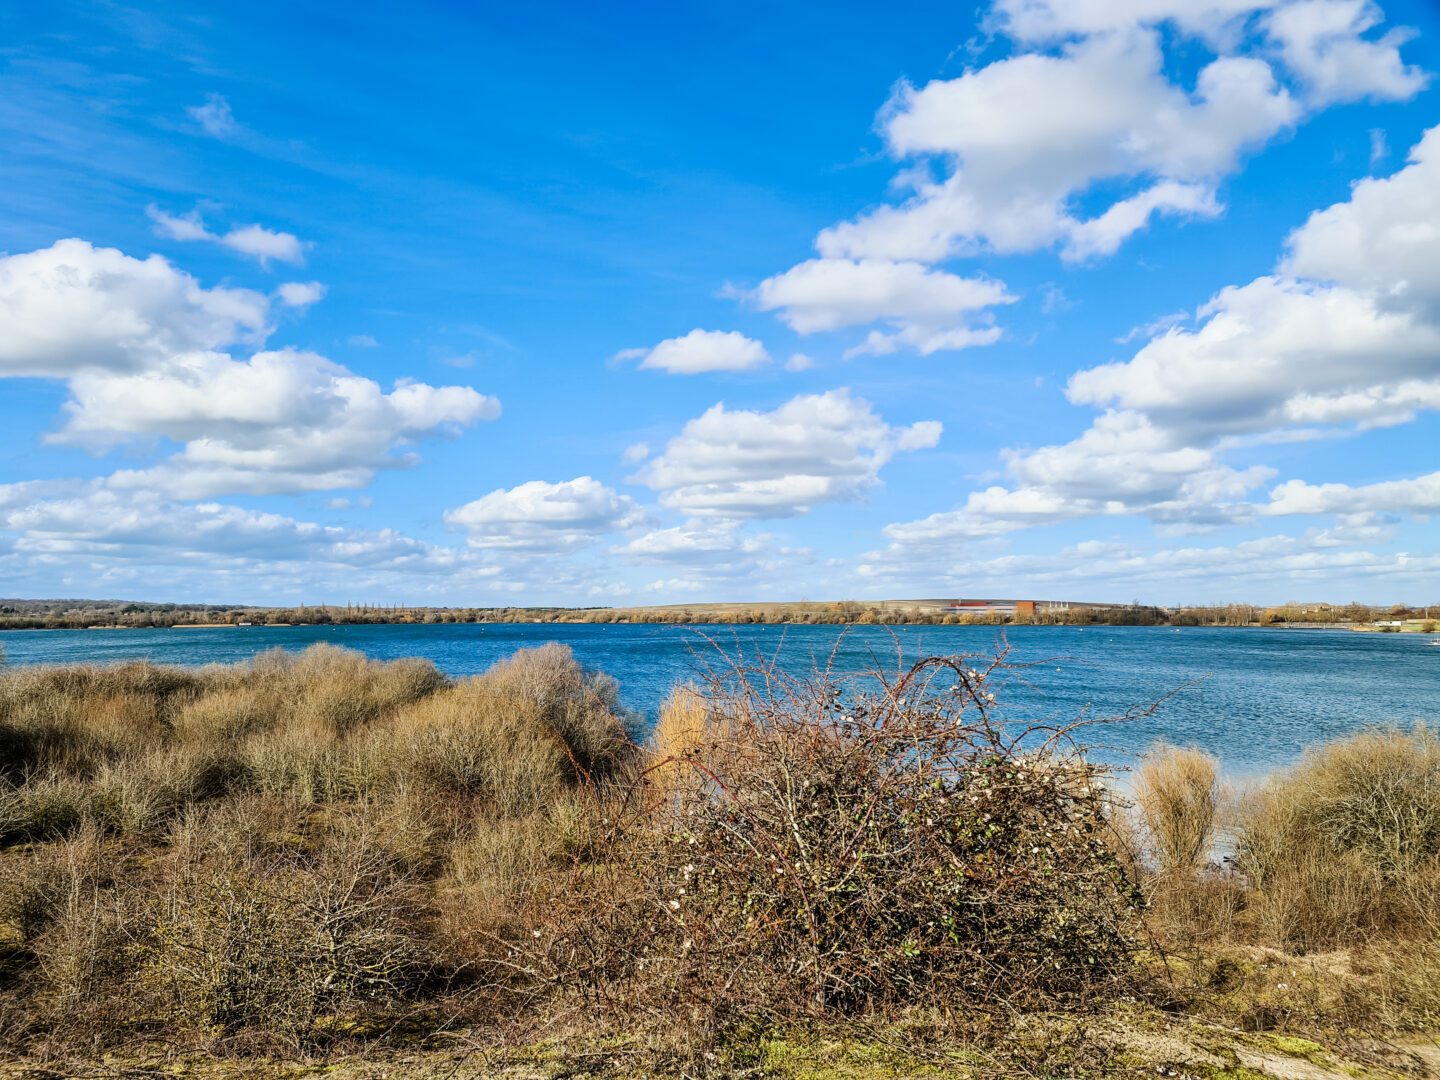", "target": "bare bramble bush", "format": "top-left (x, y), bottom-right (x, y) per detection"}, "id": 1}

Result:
top-left (537, 652), bottom-right (1144, 1032)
